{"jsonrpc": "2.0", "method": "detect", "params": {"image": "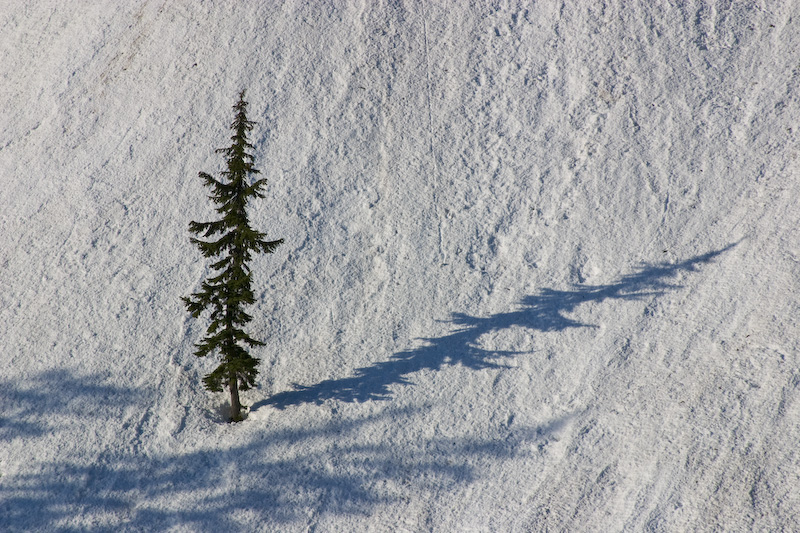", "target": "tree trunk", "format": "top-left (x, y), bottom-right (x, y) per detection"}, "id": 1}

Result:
top-left (229, 375), bottom-right (243, 422)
